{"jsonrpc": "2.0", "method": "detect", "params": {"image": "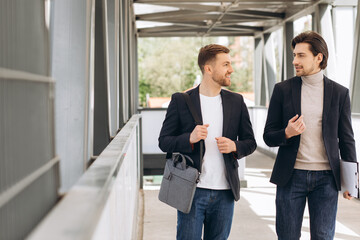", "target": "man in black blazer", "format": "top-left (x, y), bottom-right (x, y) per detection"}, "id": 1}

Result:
top-left (159, 44), bottom-right (256, 240)
top-left (263, 31), bottom-right (357, 240)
